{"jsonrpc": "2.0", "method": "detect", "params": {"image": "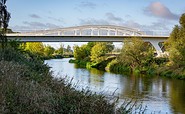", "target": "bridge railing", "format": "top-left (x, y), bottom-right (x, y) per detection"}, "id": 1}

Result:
top-left (8, 28), bottom-right (171, 37)
top-left (141, 30), bottom-right (170, 36)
